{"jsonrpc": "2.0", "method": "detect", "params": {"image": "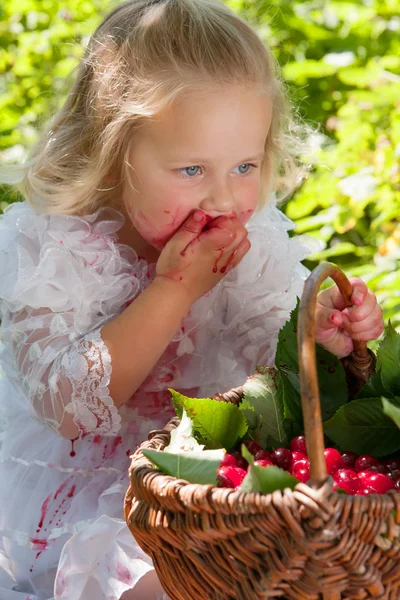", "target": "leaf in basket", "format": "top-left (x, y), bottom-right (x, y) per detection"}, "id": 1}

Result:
top-left (375, 322), bottom-right (400, 396)
top-left (241, 366), bottom-right (288, 448)
top-left (142, 448), bottom-right (224, 485)
top-left (323, 397), bottom-right (400, 456)
top-left (240, 445), bottom-right (298, 494)
top-left (382, 397), bottom-right (400, 429)
top-left (275, 299), bottom-right (348, 424)
top-left (170, 391), bottom-right (248, 450)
